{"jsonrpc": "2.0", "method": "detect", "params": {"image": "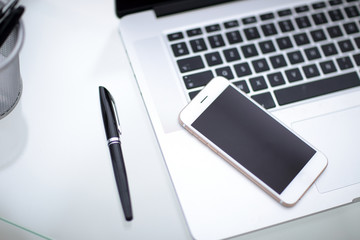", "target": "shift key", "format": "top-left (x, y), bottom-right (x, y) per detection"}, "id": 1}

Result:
top-left (183, 70), bottom-right (214, 89)
top-left (177, 56), bottom-right (205, 73)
